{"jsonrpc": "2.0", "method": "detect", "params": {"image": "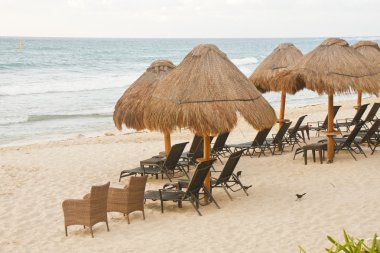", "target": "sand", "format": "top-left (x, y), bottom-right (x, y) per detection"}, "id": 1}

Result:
top-left (0, 96), bottom-right (379, 253)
